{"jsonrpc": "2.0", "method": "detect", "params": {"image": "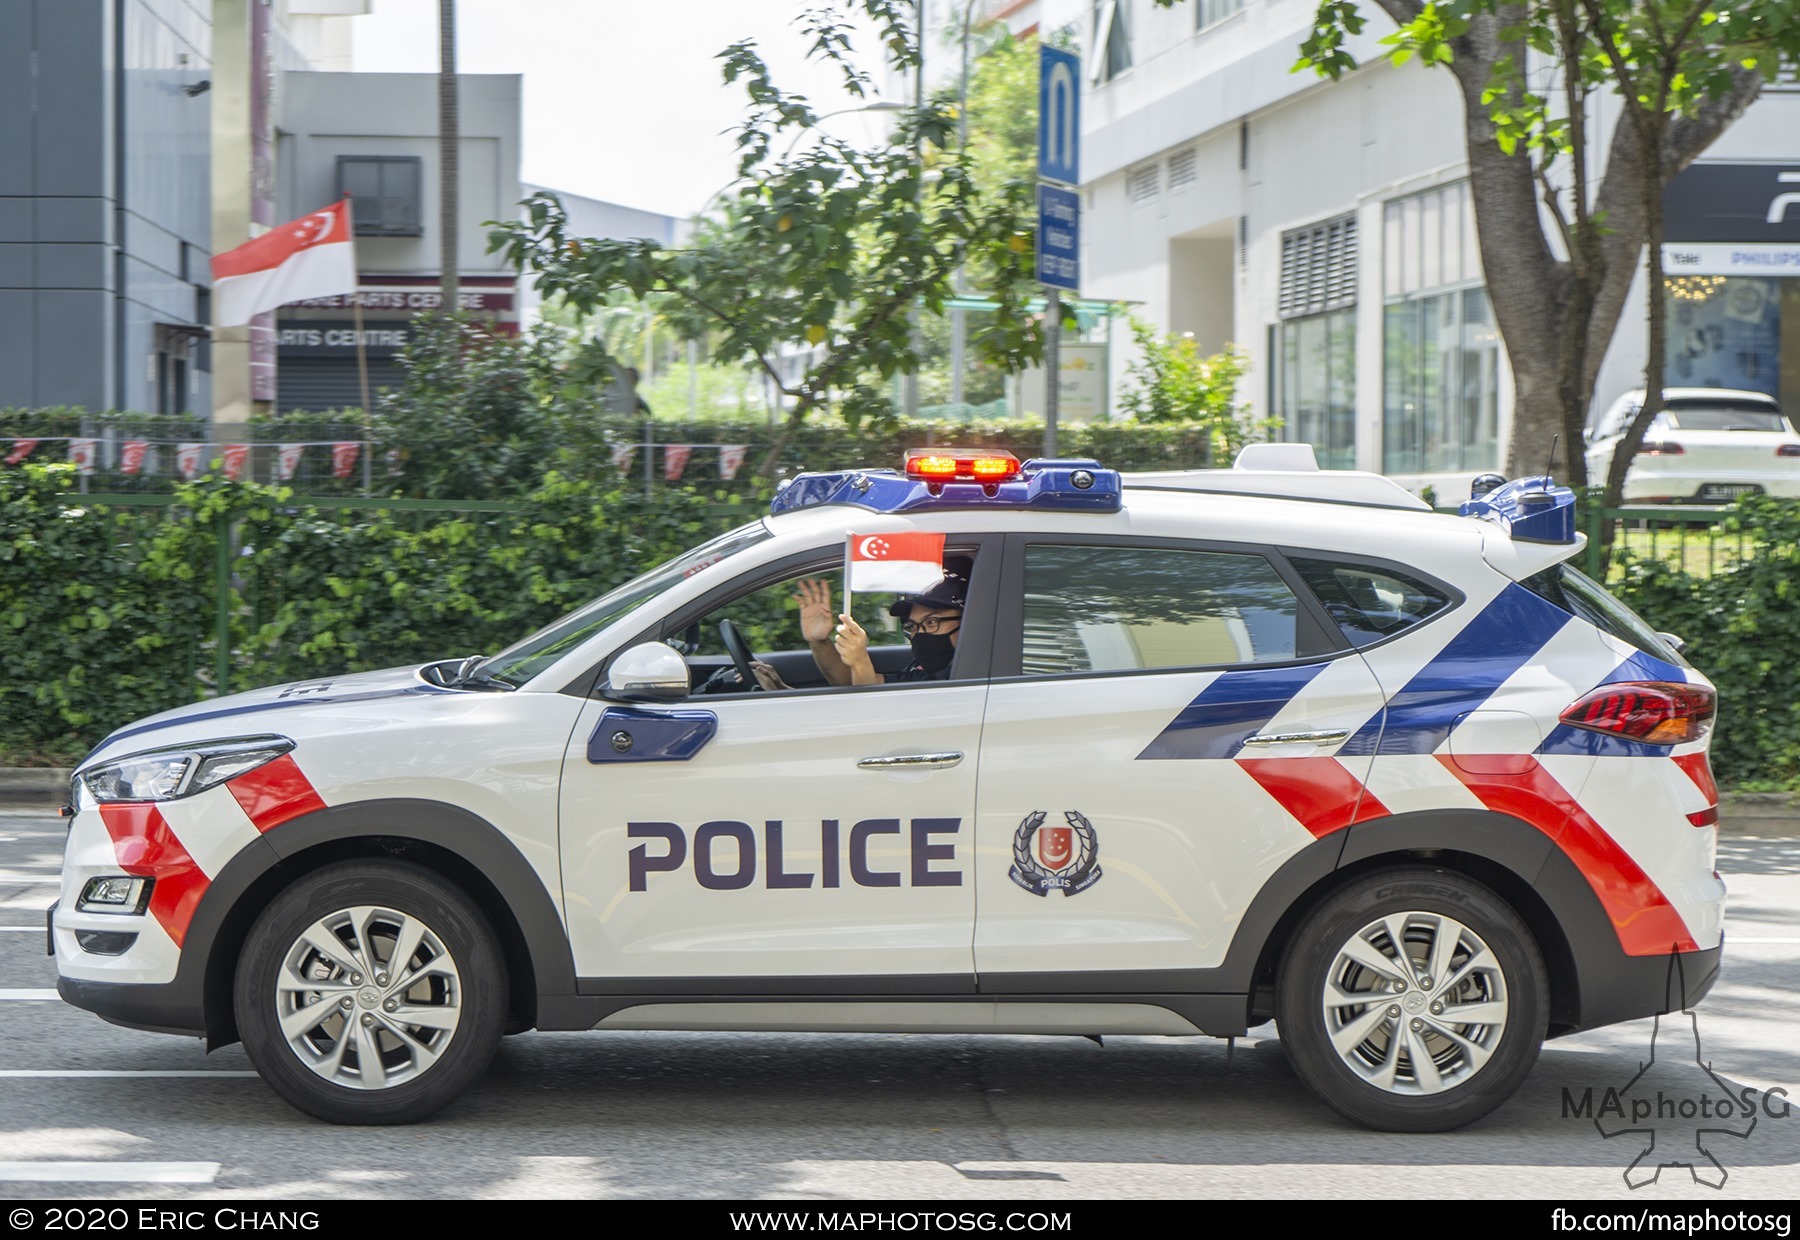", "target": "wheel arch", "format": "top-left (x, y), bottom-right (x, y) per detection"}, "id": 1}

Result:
top-left (188, 798), bottom-right (575, 1048)
top-left (1230, 809), bottom-right (1597, 1035)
